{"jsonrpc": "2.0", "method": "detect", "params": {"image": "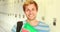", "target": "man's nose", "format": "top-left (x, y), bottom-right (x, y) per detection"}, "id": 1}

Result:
top-left (29, 10), bottom-right (33, 14)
